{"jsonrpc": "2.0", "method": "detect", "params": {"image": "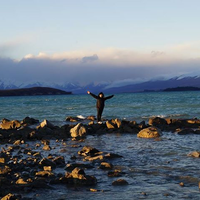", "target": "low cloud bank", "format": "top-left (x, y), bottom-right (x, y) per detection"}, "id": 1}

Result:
top-left (1, 48), bottom-right (200, 86)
